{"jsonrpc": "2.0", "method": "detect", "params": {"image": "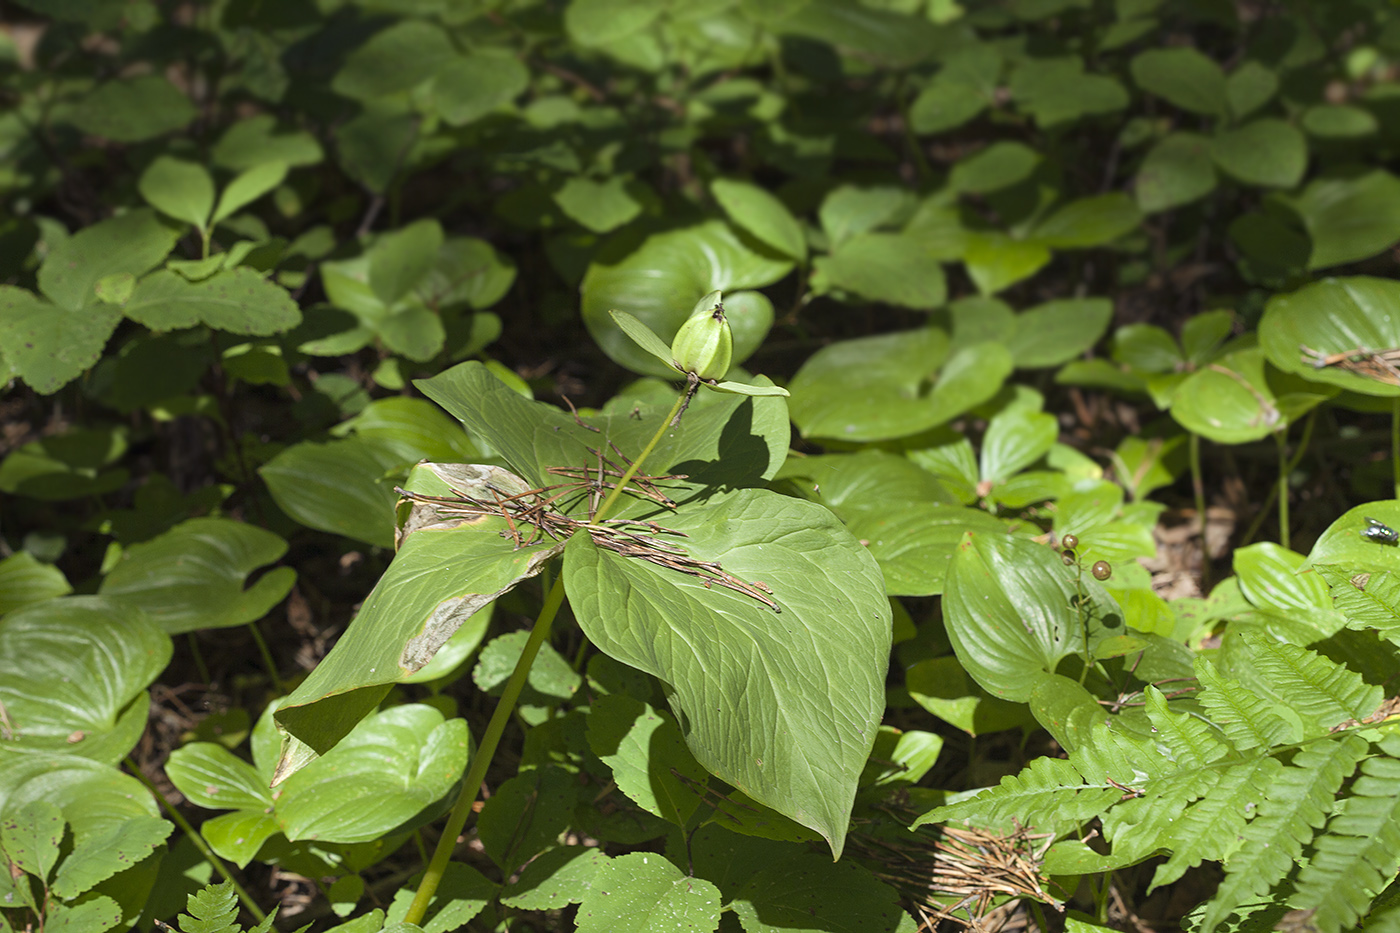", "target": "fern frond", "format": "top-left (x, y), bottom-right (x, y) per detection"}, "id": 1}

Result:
top-left (1317, 564), bottom-right (1400, 646)
top-left (1199, 734), bottom-right (1370, 933)
top-left (1101, 771), bottom-right (1218, 865)
top-left (916, 756), bottom-right (1117, 837)
top-left (1195, 658), bottom-right (1303, 750)
top-left (176, 881), bottom-right (240, 933)
top-left (1238, 631), bottom-right (1383, 733)
top-left (1149, 757), bottom-right (1283, 891)
top-left (1292, 739), bottom-right (1400, 933)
